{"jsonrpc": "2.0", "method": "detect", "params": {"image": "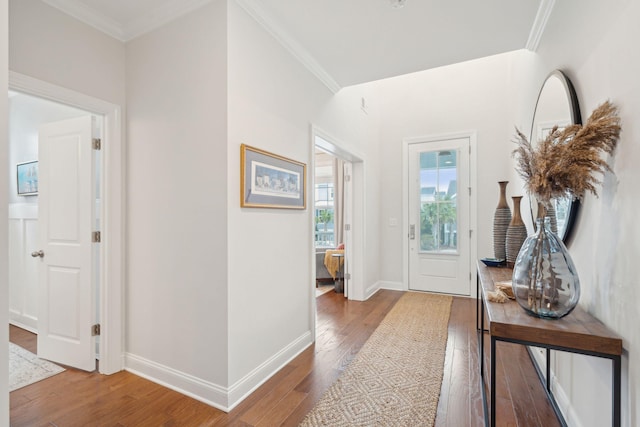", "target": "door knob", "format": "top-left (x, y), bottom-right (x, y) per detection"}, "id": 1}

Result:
top-left (31, 250), bottom-right (44, 258)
